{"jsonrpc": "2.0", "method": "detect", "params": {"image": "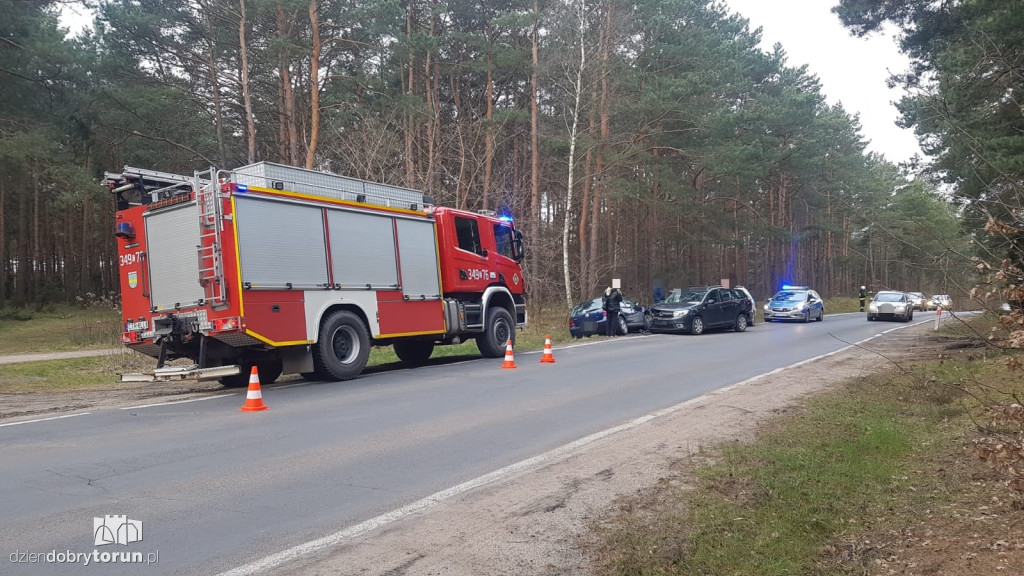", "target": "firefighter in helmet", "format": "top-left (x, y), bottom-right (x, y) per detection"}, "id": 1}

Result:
top-left (859, 285), bottom-right (867, 312)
